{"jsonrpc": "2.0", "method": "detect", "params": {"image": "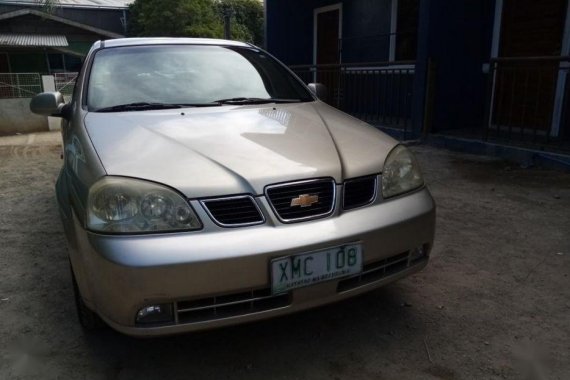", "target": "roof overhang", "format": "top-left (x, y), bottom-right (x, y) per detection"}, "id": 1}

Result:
top-left (0, 0), bottom-right (130, 10)
top-left (0, 8), bottom-right (123, 38)
top-left (0, 33), bottom-right (69, 47)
